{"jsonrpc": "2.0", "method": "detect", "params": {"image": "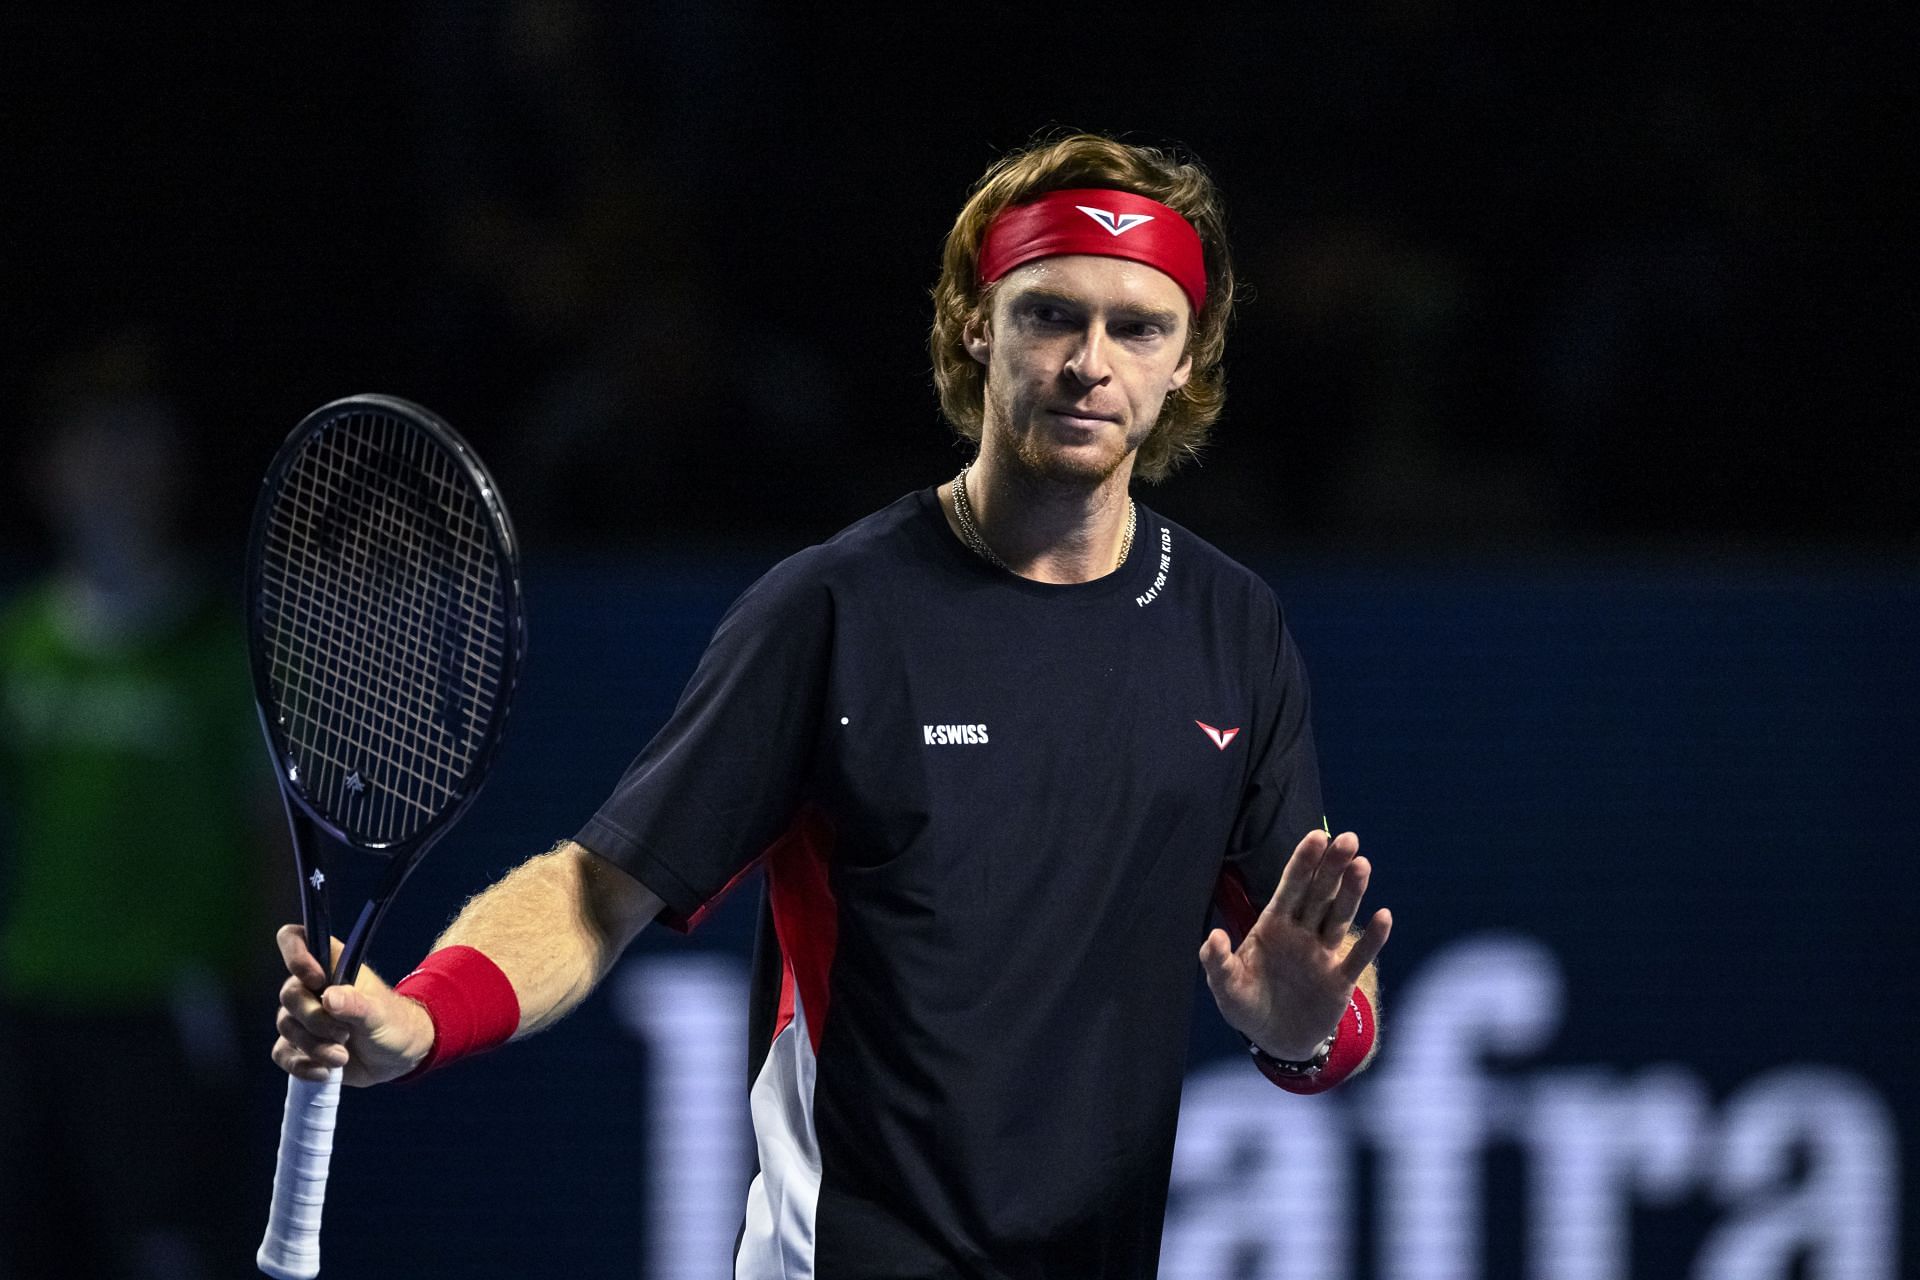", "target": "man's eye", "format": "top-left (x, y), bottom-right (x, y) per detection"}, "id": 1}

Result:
top-left (1028, 305), bottom-right (1070, 326)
